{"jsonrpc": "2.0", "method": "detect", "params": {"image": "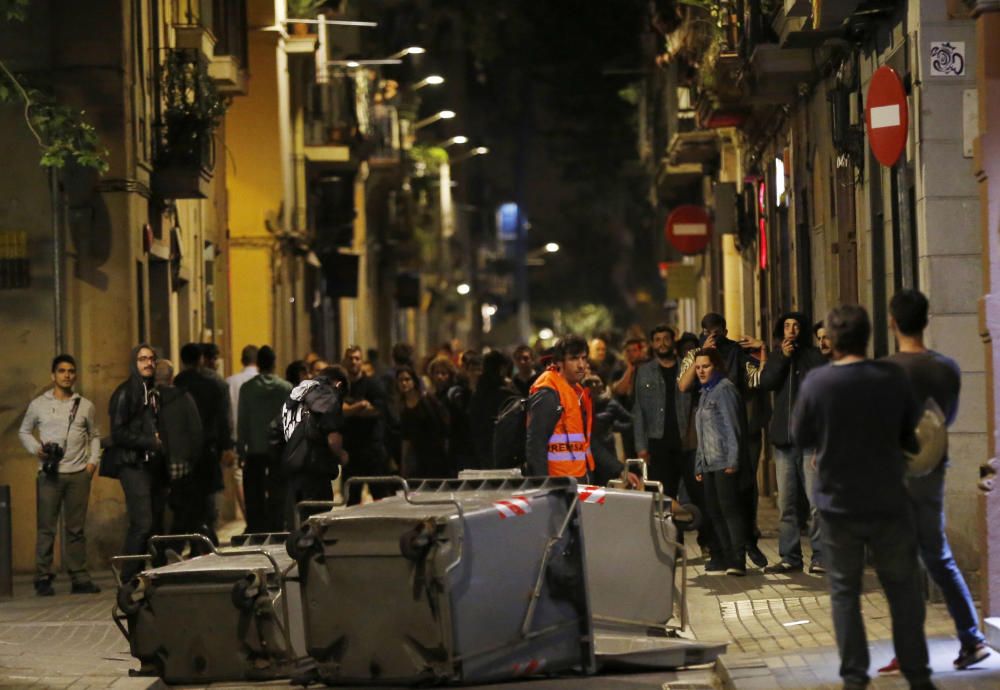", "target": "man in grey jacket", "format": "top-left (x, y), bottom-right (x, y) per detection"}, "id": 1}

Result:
top-left (19, 354), bottom-right (101, 596)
